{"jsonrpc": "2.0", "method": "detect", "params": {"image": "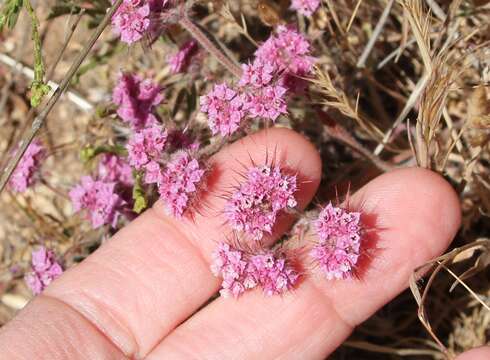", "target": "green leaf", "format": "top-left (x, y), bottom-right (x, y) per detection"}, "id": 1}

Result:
top-left (132, 172), bottom-right (148, 214)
